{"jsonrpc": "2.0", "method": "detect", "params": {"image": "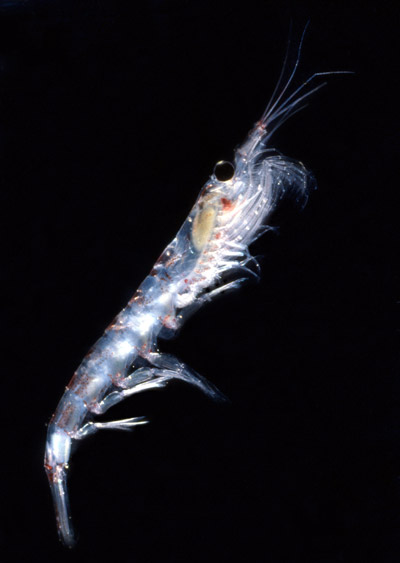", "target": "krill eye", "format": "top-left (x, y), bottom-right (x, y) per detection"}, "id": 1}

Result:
top-left (214, 160), bottom-right (235, 182)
